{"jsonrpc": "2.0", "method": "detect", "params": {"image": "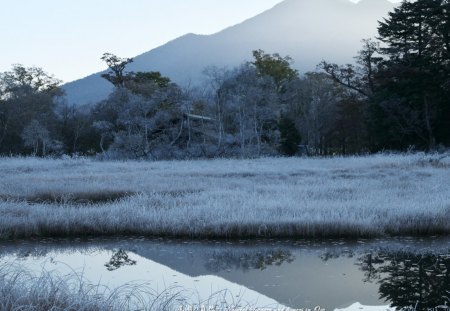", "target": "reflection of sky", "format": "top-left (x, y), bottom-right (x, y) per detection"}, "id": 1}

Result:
top-left (221, 253), bottom-right (381, 308)
top-left (0, 242), bottom-right (395, 310)
top-left (2, 238), bottom-right (448, 310)
top-left (2, 250), bottom-right (284, 309)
